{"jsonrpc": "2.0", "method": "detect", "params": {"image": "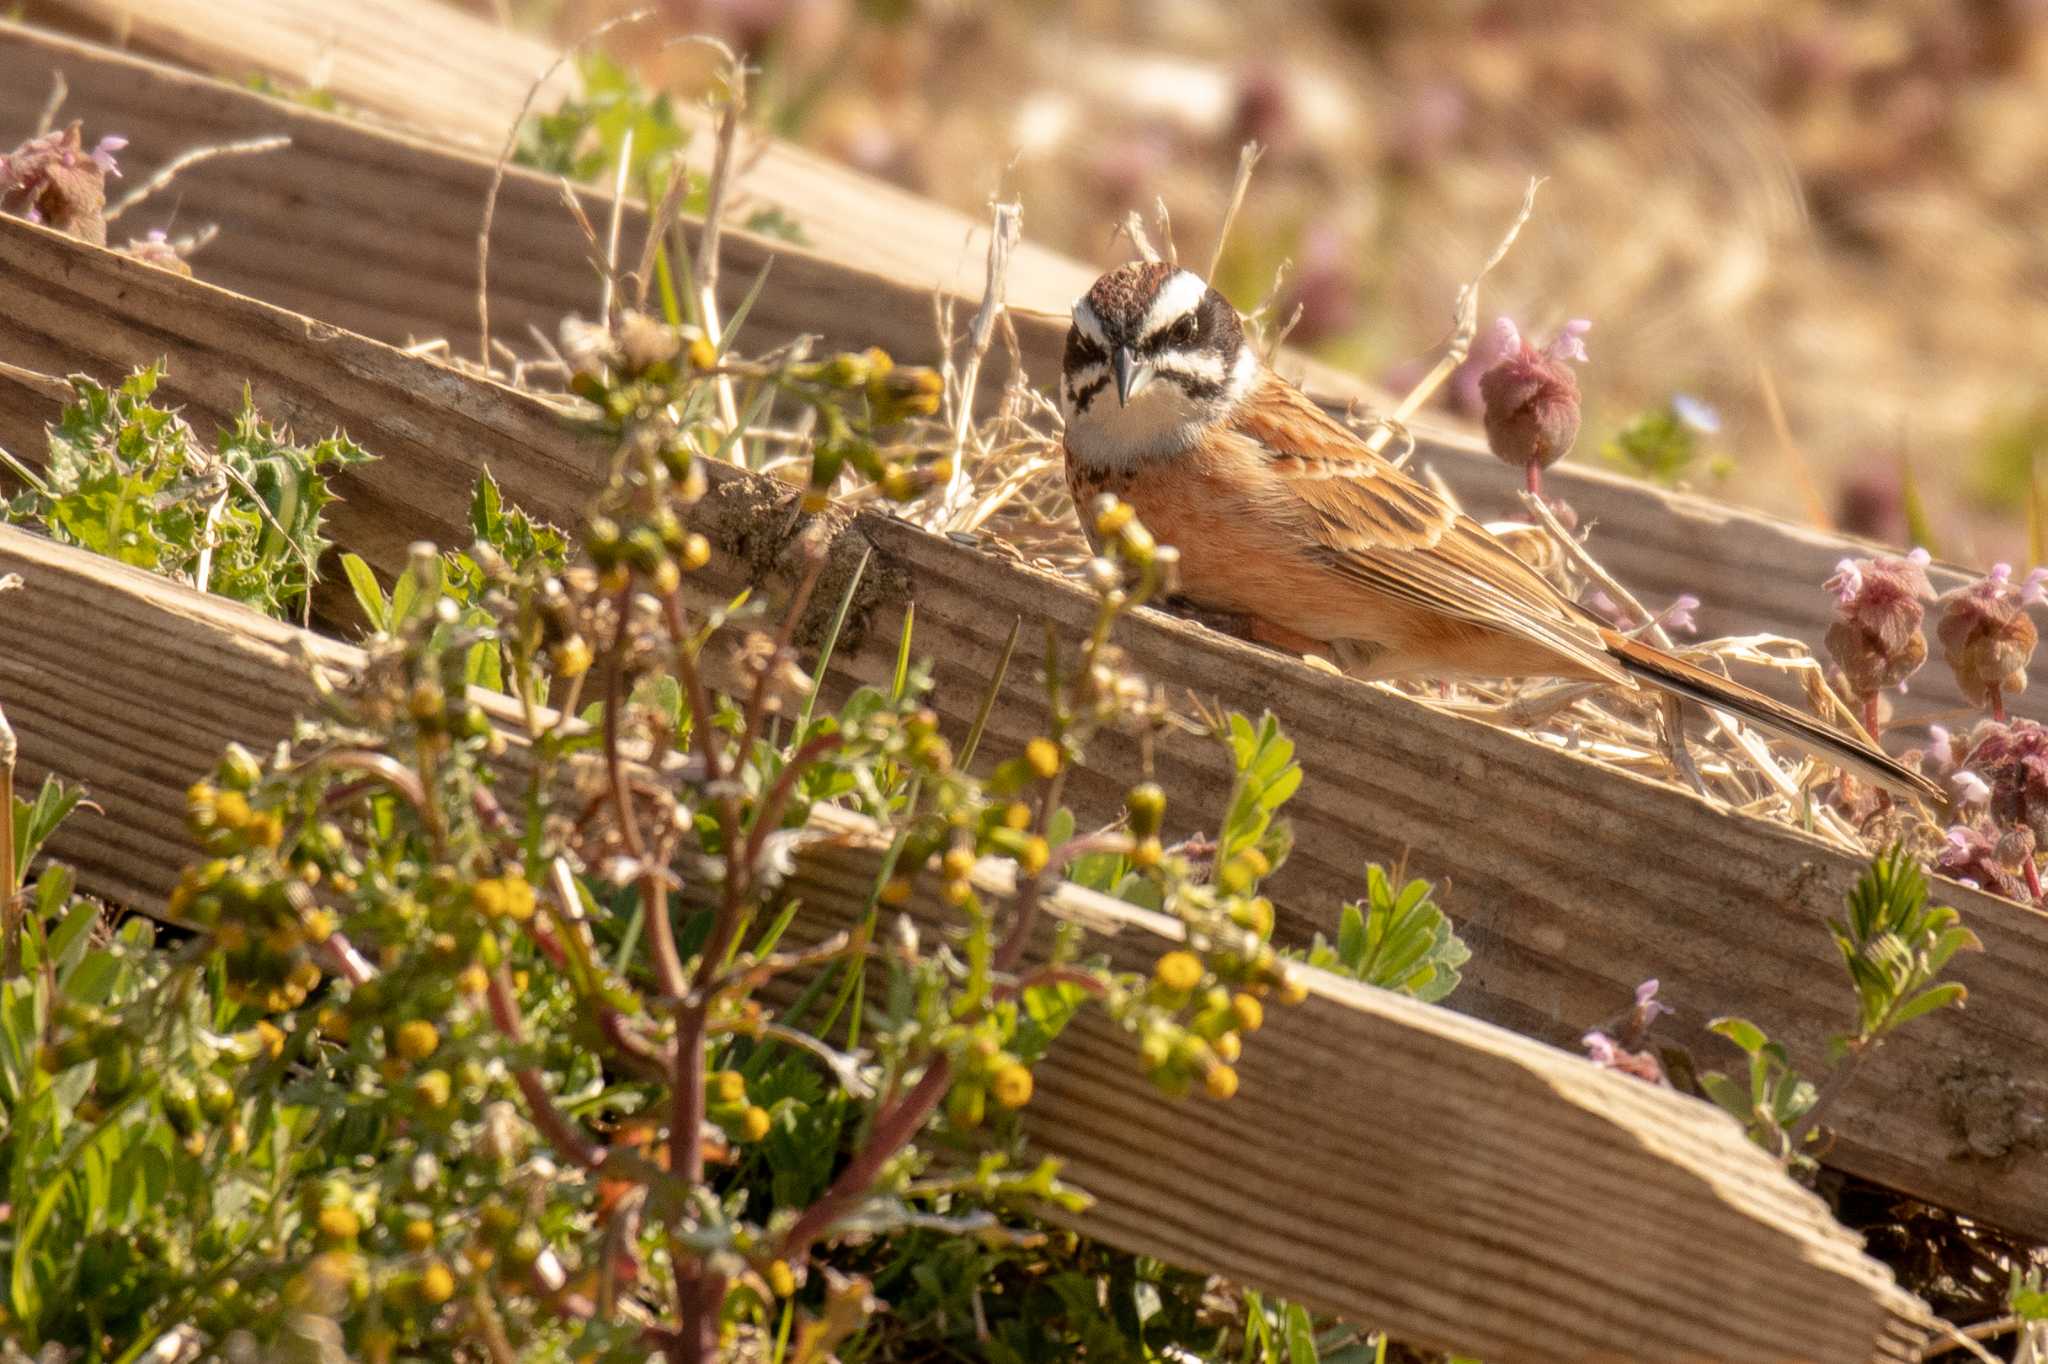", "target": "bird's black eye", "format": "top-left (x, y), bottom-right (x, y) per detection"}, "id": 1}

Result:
top-left (1169, 314), bottom-right (1200, 346)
